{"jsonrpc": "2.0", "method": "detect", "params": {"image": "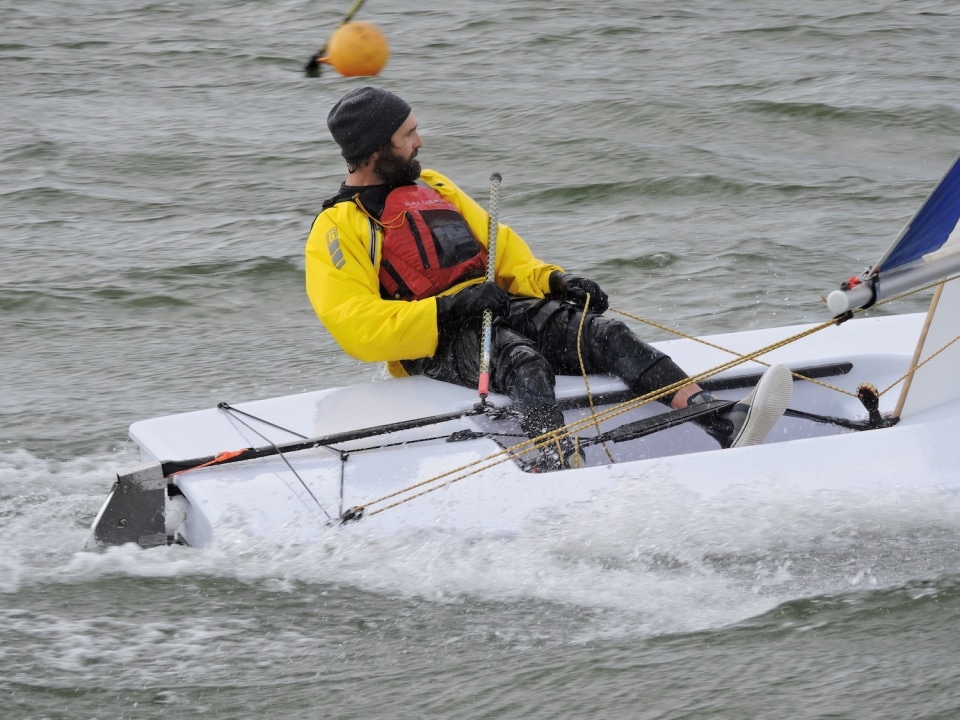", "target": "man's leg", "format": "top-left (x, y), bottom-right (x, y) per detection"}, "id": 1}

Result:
top-left (520, 303), bottom-right (681, 400)
top-left (401, 314), bottom-right (579, 469)
top-left (526, 305), bottom-right (792, 449)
